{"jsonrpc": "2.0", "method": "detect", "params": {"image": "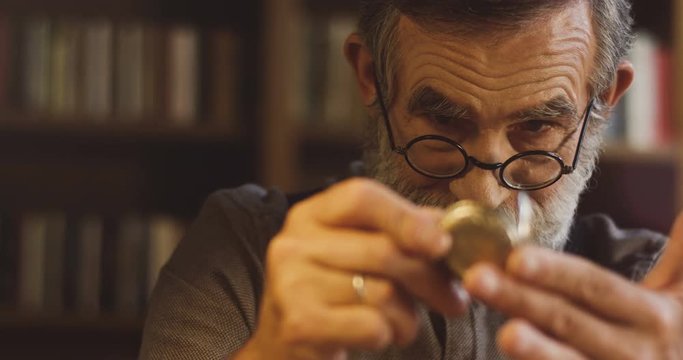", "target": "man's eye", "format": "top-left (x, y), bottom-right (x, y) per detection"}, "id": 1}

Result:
top-left (430, 114), bottom-right (452, 125)
top-left (516, 120), bottom-right (555, 133)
